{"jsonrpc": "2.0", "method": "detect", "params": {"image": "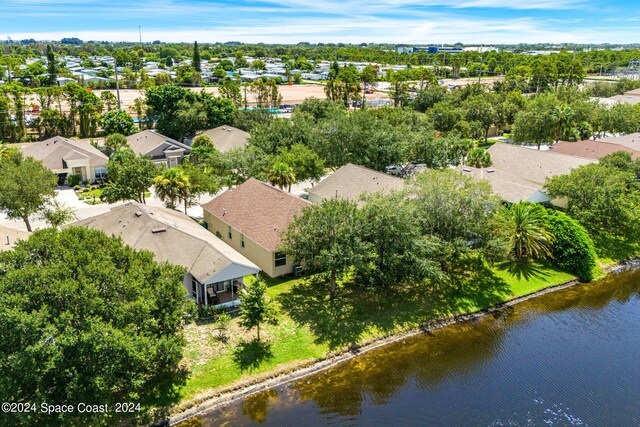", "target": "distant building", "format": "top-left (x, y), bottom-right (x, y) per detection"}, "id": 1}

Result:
top-left (126, 130), bottom-right (191, 167)
top-left (307, 163), bottom-right (405, 204)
